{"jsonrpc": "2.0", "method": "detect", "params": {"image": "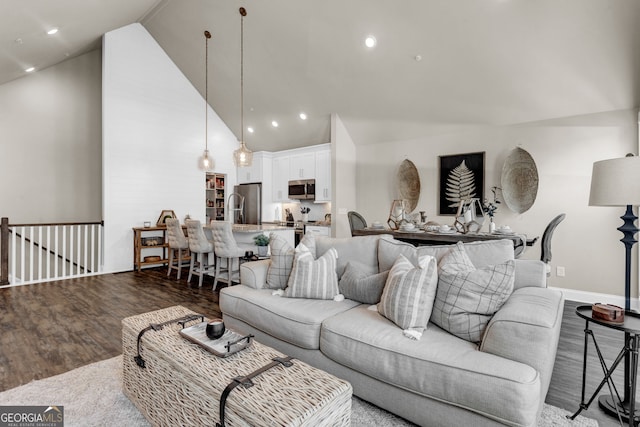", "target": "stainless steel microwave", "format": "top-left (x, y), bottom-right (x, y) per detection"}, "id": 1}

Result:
top-left (288, 179), bottom-right (315, 200)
